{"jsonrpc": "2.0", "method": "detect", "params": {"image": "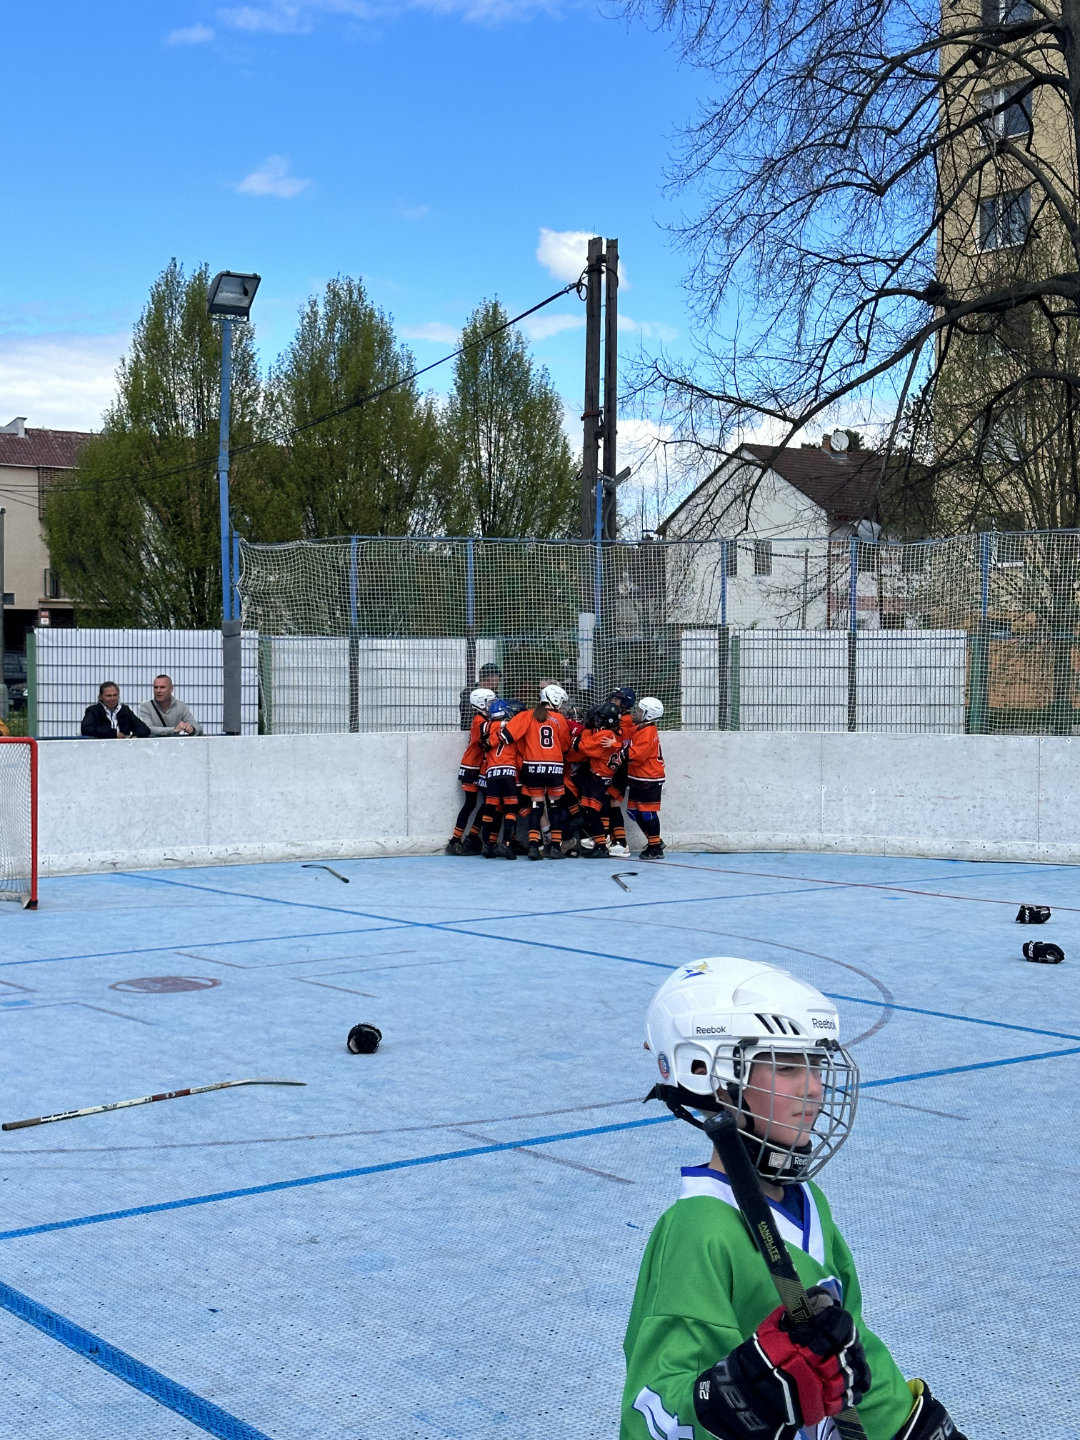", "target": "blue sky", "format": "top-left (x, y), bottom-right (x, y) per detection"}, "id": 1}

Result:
top-left (3, 0), bottom-right (705, 478)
